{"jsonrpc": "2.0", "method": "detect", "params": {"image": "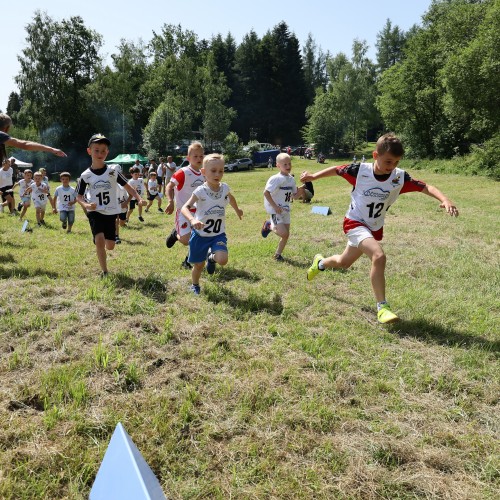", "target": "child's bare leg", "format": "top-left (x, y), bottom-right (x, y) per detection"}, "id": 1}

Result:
top-left (157, 197), bottom-right (162, 209)
top-left (358, 237), bottom-right (386, 303)
top-left (20, 205), bottom-right (28, 219)
top-left (321, 244), bottom-right (363, 270)
top-left (191, 262), bottom-right (204, 285)
top-left (95, 233), bottom-right (108, 272)
top-left (213, 250), bottom-right (228, 266)
top-left (35, 207), bottom-right (42, 223)
top-left (178, 233), bottom-right (190, 246)
top-left (273, 223), bottom-right (290, 256)
top-left (146, 201), bottom-right (153, 211)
